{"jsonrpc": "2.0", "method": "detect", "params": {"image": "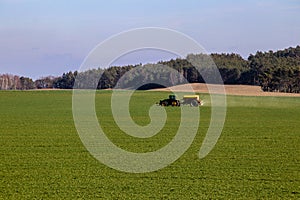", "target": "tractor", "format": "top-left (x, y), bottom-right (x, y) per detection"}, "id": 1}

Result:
top-left (159, 95), bottom-right (180, 106)
top-left (158, 94), bottom-right (203, 107)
